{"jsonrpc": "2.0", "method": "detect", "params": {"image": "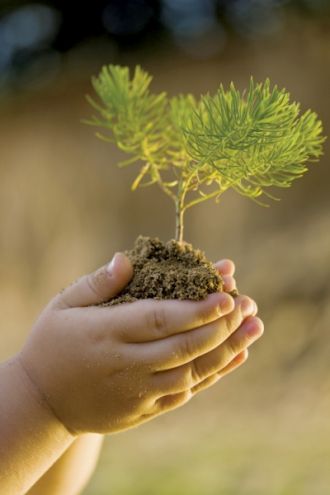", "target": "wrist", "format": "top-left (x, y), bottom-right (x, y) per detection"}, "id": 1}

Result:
top-left (10, 354), bottom-right (75, 441)
top-left (0, 355), bottom-right (74, 494)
